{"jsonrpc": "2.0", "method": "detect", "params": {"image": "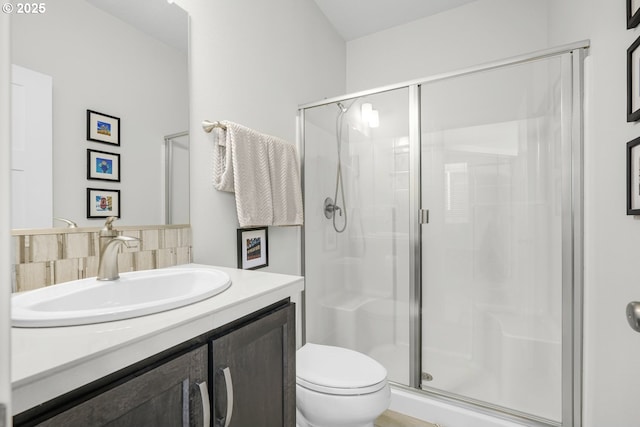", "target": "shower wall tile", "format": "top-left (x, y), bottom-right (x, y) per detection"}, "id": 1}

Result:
top-left (12, 225), bottom-right (192, 292)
